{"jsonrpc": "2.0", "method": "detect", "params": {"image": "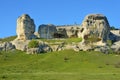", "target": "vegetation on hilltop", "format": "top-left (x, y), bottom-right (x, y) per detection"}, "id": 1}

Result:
top-left (110, 26), bottom-right (119, 30)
